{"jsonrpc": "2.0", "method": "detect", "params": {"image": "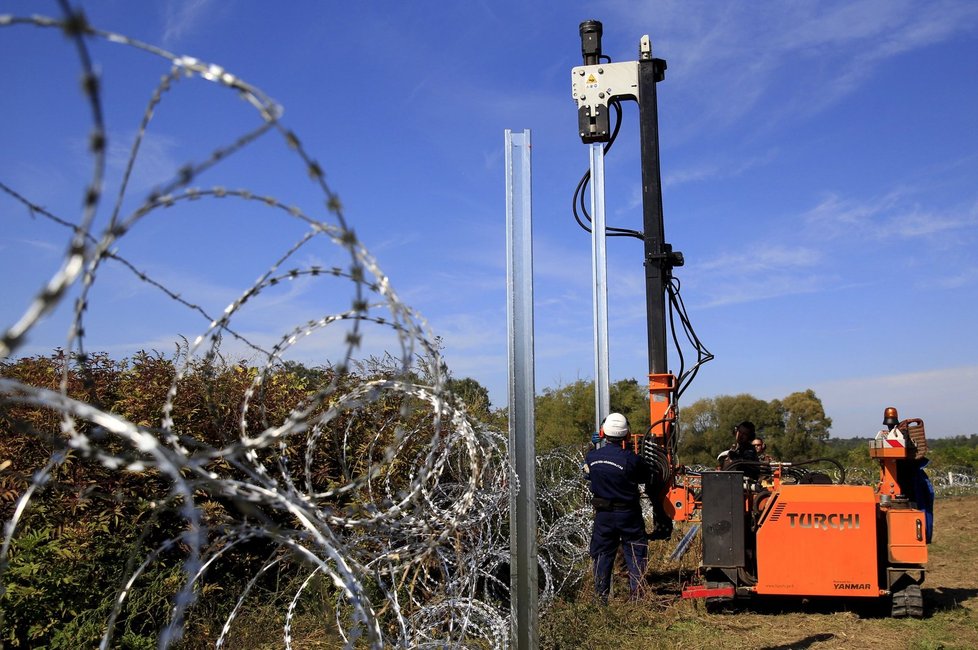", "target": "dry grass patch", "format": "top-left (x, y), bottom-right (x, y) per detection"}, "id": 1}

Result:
top-left (541, 497), bottom-right (978, 650)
